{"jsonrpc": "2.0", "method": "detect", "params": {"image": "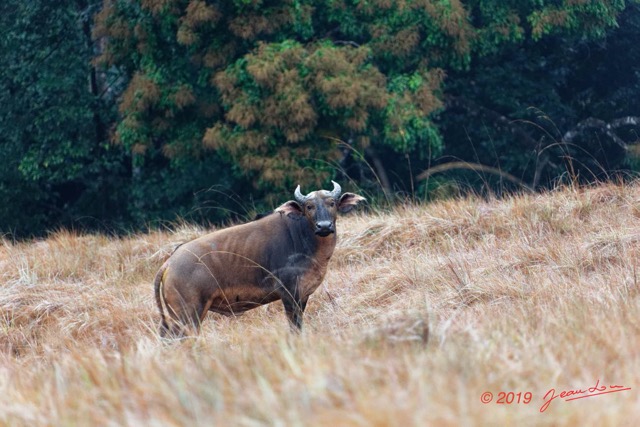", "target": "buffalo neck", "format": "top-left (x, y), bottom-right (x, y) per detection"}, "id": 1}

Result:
top-left (276, 212), bottom-right (338, 265)
top-left (314, 233), bottom-right (337, 264)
